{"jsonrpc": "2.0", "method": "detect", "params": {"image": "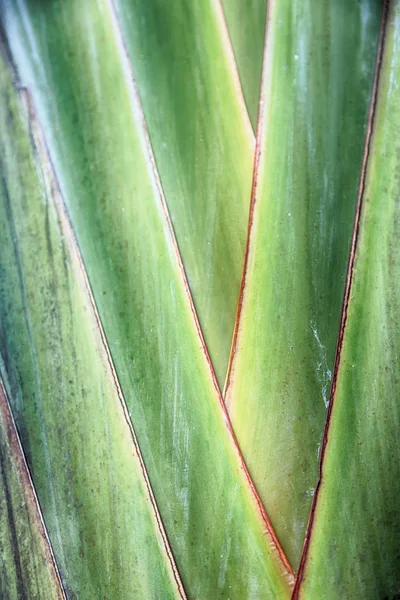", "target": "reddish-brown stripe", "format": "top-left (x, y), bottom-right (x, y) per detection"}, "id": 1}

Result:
top-left (0, 380), bottom-right (67, 599)
top-left (223, 0), bottom-right (274, 403)
top-left (292, 2), bottom-right (390, 596)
